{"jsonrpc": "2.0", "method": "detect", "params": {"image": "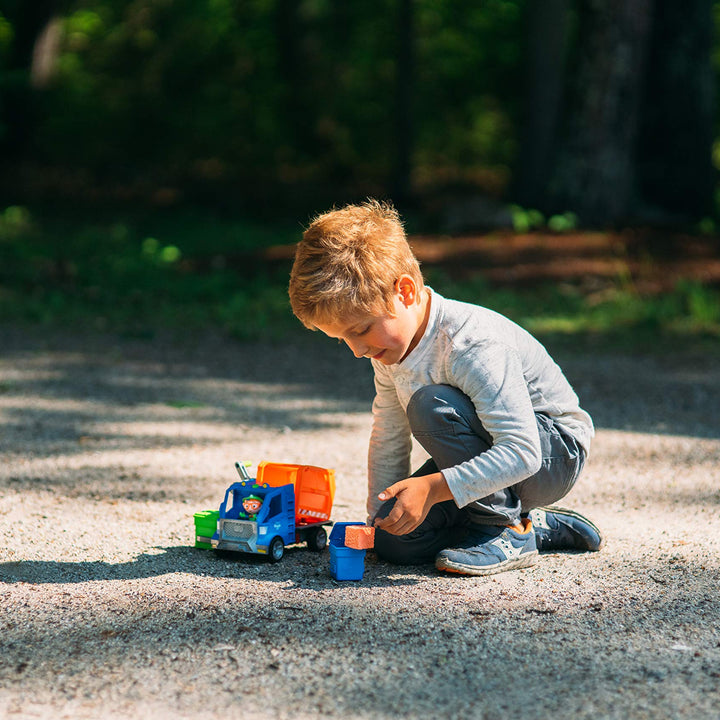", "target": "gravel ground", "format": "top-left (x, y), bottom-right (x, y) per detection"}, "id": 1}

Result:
top-left (1, 327), bottom-right (719, 720)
